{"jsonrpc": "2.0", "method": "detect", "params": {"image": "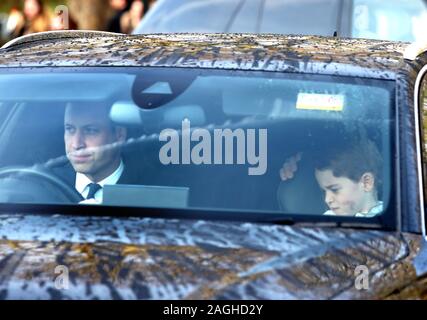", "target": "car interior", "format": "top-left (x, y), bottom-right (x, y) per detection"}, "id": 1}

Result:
top-left (0, 69), bottom-right (394, 217)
